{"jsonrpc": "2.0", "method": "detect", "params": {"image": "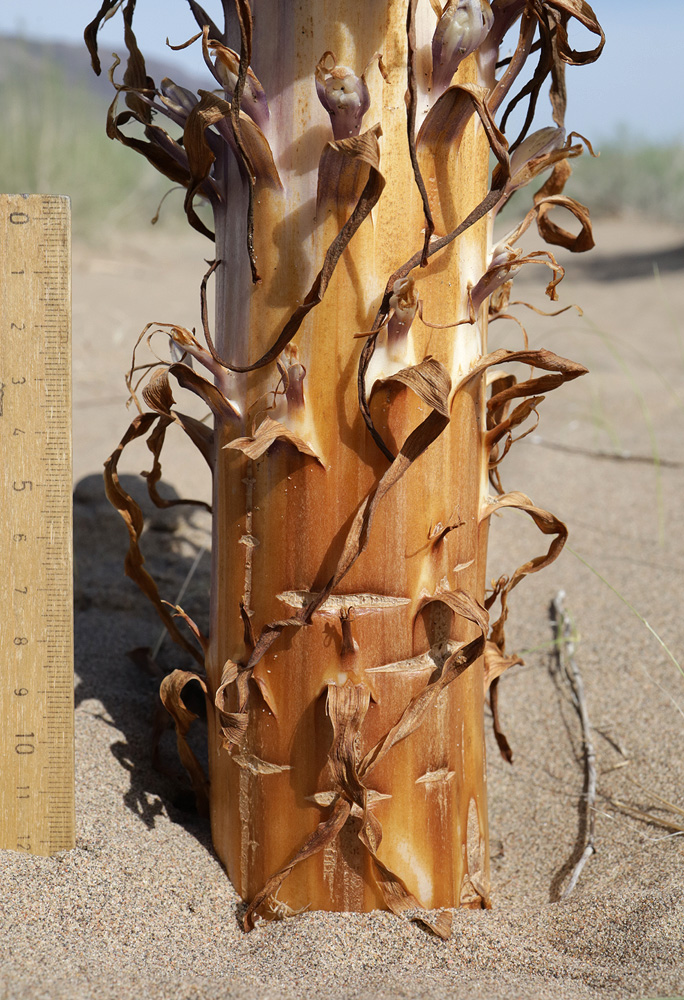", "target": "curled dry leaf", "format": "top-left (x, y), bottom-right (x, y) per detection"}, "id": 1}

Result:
top-left (159, 669), bottom-right (210, 814)
top-left (182, 88), bottom-right (282, 239)
top-left (372, 357), bottom-right (452, 419)
top-left (489, 676), bottom-right (513, 763)
top-left (225, 415), bottom-right (324, 465)
top-left (103, 413), bottom-right (205, 666)
top-left (140, 411), bottom-right (212, 510)
top-left (484, 640), bottom-right (523, 691)
top-left (317, 124), bottom-right (382, 213)
top-left (480, 491), bottom-right (568, 656)
top-left (243, 796), bottom-right (352, 929)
